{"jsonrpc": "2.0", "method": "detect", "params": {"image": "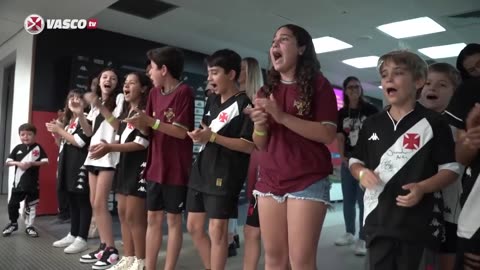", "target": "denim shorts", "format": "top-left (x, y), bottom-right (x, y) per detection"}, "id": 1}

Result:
top-left (253, 178), bottom-right (331, 206)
